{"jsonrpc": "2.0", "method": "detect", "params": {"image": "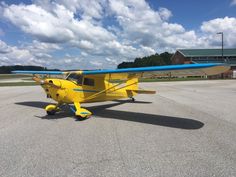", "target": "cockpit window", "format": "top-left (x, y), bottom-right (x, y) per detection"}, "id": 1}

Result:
top-left (66, 73), bottom-right (83, 85)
